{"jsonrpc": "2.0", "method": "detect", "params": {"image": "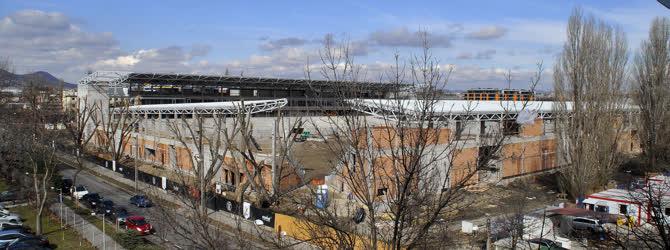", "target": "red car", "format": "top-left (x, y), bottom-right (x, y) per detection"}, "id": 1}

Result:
top-left (125, 216), bottom-right (152, 235)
